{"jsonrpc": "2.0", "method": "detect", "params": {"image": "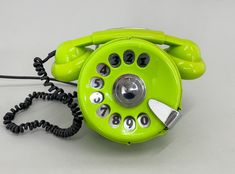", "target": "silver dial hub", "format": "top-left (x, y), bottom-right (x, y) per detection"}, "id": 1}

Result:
top-left (113, 74), bottom-right (146, 107)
